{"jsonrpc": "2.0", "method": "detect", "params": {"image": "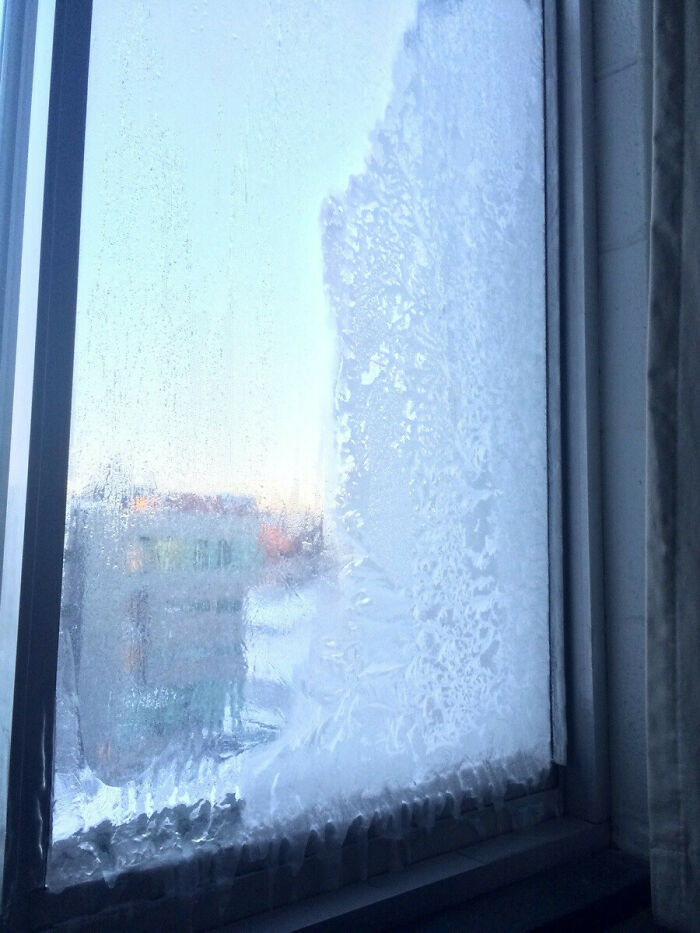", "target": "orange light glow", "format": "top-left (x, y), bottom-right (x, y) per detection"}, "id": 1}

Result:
top-left (131, 495), bottom-right (158, 511)
top-left (258, 523), bottom-right (297, 558)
